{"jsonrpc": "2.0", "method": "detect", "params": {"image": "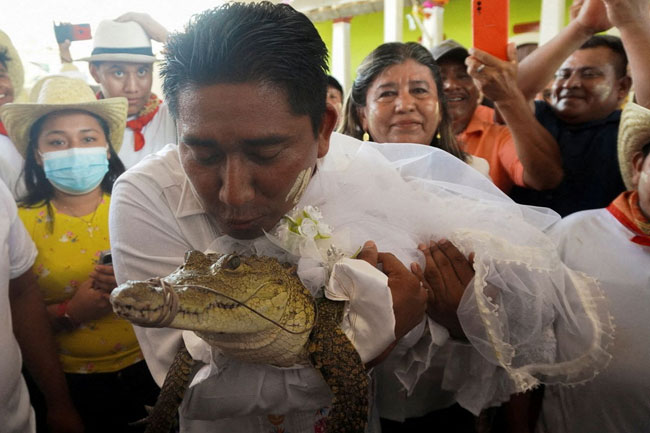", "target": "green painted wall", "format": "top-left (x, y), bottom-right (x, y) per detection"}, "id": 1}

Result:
top-left (314, 1), bottom-right (572, 86)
